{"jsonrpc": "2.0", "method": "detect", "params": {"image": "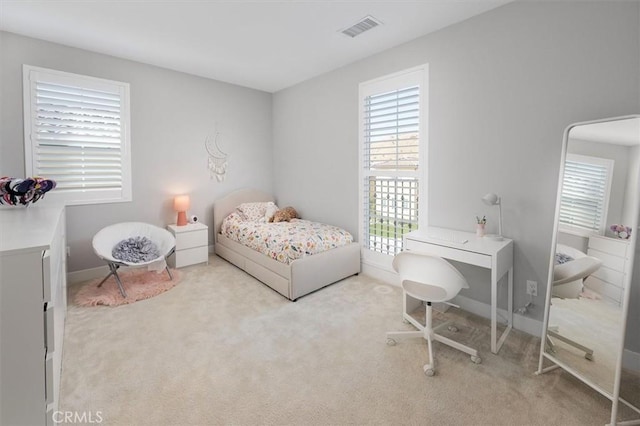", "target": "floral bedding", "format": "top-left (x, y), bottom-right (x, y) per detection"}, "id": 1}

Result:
top-left (221, 211), bottom-right (353, 264)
